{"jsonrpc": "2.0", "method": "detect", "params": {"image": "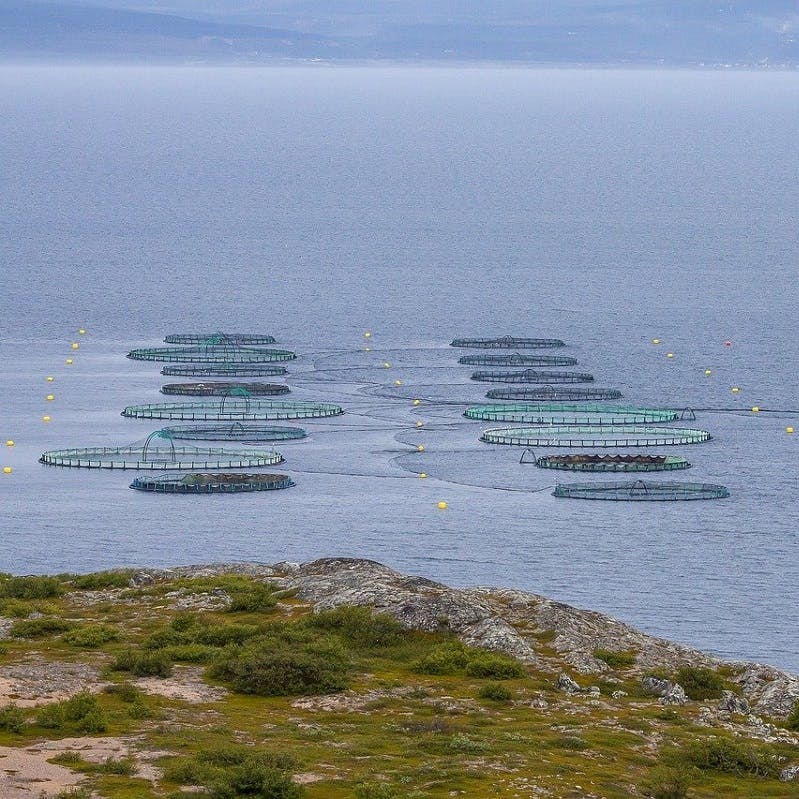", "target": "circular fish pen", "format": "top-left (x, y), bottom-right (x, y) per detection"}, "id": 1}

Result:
top-left (472, 369), bottom-right (594, 384)
top-left (164, 333), bottom-right (276, 345)
top-left (126, 346), bottom-right (296, 363)
top-left (458, 353), bottom-right (578, 366)
top-left (130, 472), bottom-right (295, 494)
top-left (451, 336), bottom-right (566, 349)
top-left (486, 387), bottom-right (624, 401)
top-left (465, 404), bottom-right (678, 424)
top-left (160, 382), bottom-right (290, 397)
top-left (121, 399), bottom-right (344, 421)
top-left (159, 424), bottom-right (307, 443)
top-left (39, 432), bottom-right (284, 470)
top-left (530, 453), bottom-right (691, 472)
top-left (553, 480), bottom-right (729, 501)
top-left (480, 425), bottom-right (712, 447)
top-left (161, 364), bottom-right (288, 377)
